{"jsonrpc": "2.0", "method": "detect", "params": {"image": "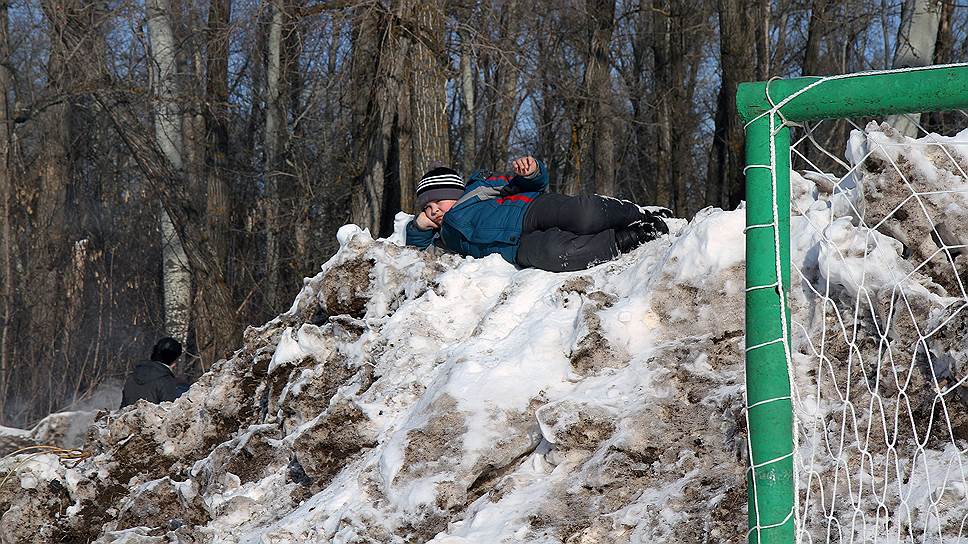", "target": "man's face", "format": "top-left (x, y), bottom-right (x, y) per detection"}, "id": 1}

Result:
top-left (424, 199), bottom-right (457, 228)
